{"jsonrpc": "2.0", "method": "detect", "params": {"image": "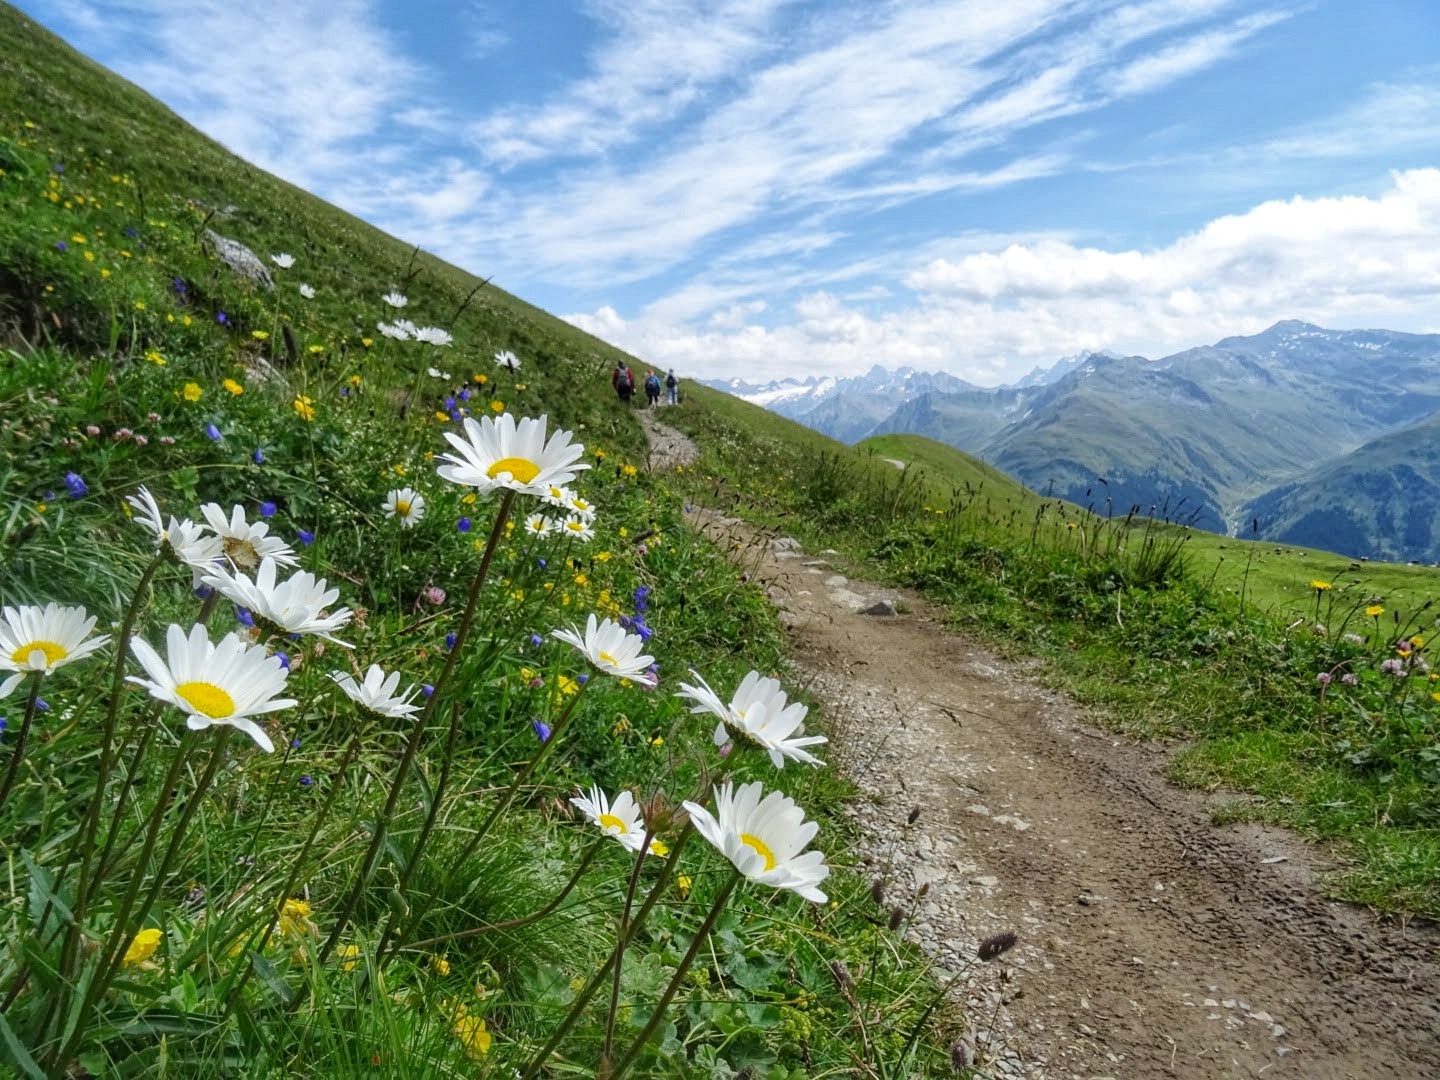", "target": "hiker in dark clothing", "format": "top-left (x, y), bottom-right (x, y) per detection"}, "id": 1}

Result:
top-left (665, 368), bottom-right (679, 406)
top-left (612, 362), bottom-right (635, 405)
top-left (644, 369), bottom-right (661, 408)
